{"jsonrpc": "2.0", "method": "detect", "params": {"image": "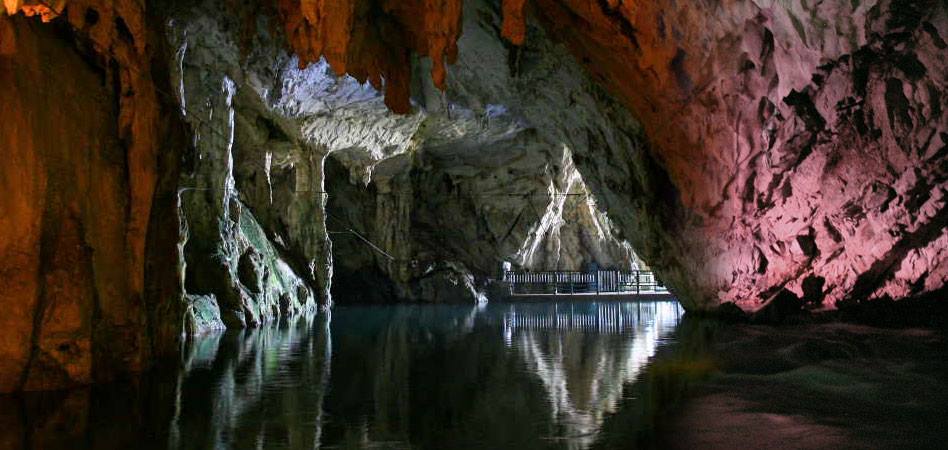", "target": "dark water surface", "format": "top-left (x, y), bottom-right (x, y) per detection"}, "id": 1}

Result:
top-left (1, 300), bottom-right (699, 450)
top-left (6, 301), bottom-right (944, 449)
